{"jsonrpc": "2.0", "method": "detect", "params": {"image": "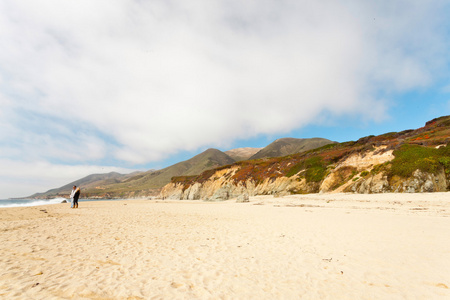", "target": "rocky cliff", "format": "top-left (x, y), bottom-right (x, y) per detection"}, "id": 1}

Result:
top-left (161, 116), bottom-right (450, 200)
top-left (161, 146), bottom-right (449, 200)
